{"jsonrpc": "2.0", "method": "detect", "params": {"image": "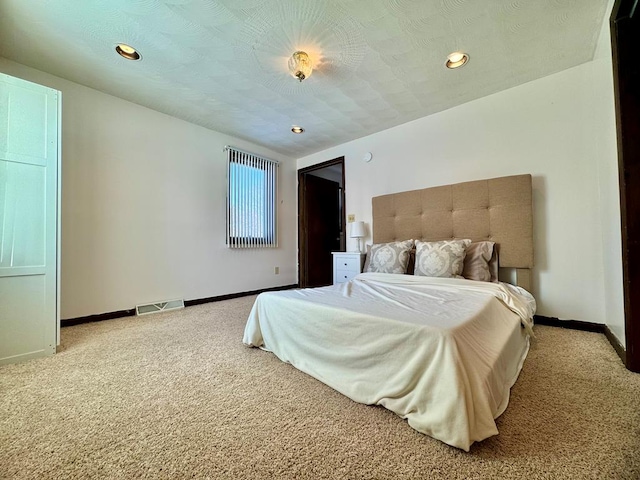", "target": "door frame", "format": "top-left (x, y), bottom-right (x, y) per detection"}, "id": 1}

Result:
top-left (611, 0), bottom-right (640, 372)
top-left (298, 157), bottom-right (345, 288)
